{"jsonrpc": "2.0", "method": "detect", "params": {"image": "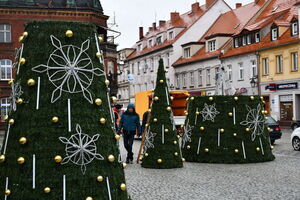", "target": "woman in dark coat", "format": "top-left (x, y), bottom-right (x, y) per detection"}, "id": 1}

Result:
top-left (118, 104), bottom-right (141, 163)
